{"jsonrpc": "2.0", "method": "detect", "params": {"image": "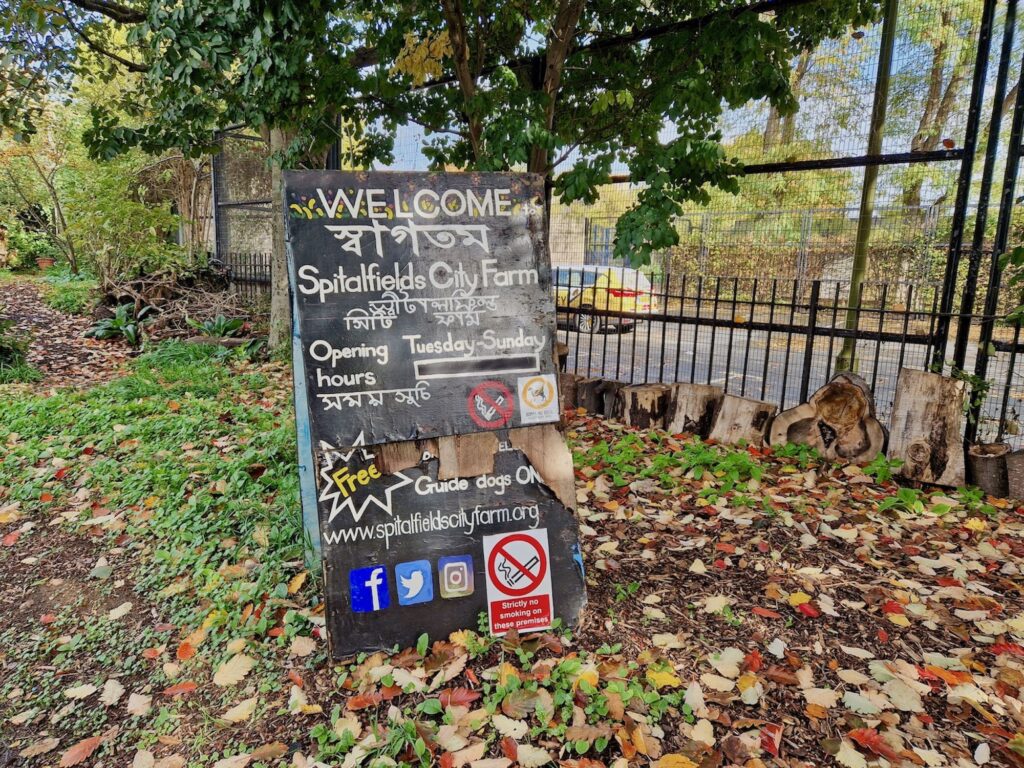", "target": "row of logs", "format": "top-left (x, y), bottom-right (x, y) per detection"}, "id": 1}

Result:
top-left (560, 375), bottom-right (779, 448)
top-left (561, 369), bottom-right (981, 490)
